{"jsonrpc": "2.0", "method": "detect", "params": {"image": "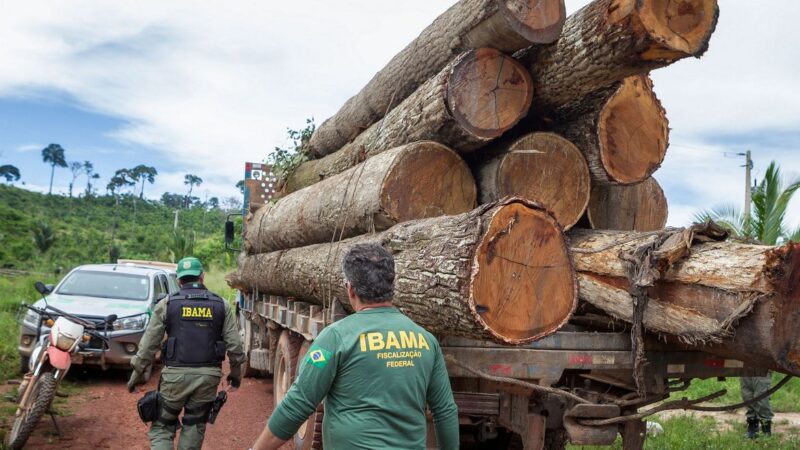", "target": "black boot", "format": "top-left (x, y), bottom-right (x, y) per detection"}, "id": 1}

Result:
top-left (745, 418), bottom-right (760, 439)
top-left (761, 420), bottom-right (772, 437)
